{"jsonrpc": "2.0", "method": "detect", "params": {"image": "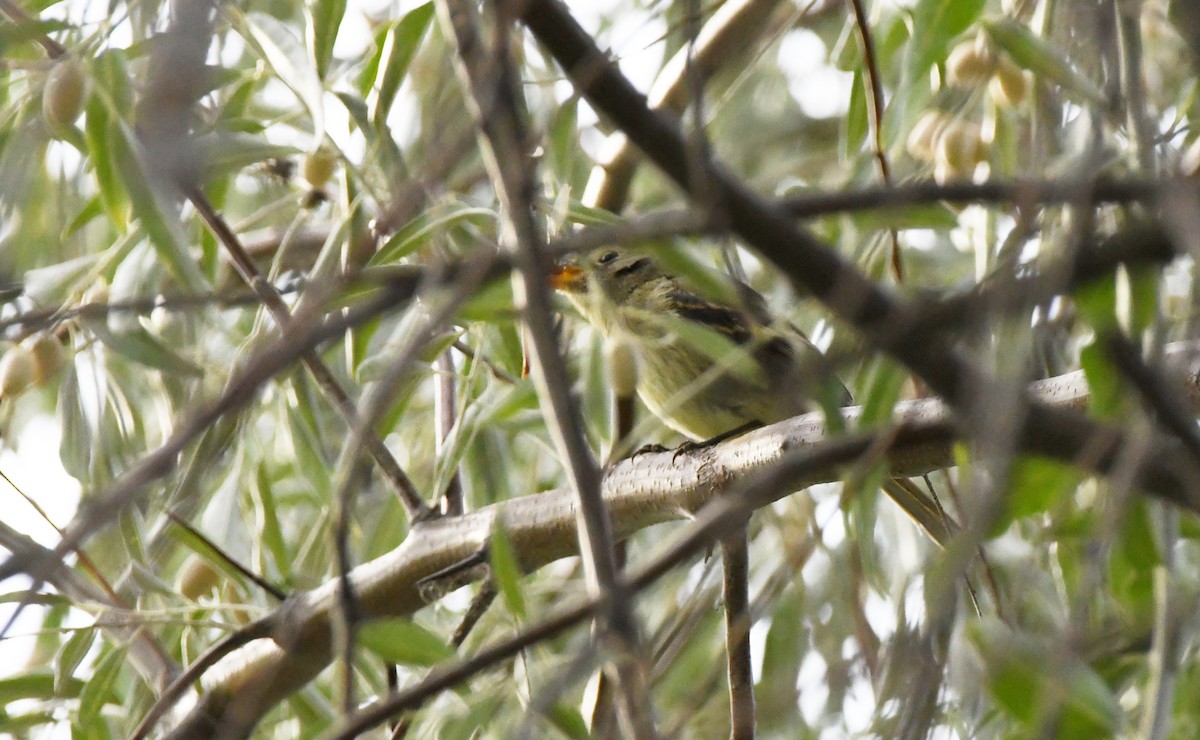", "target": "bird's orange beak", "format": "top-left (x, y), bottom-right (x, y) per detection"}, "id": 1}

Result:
top-left (549, 262), bottom-right (585, 292)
